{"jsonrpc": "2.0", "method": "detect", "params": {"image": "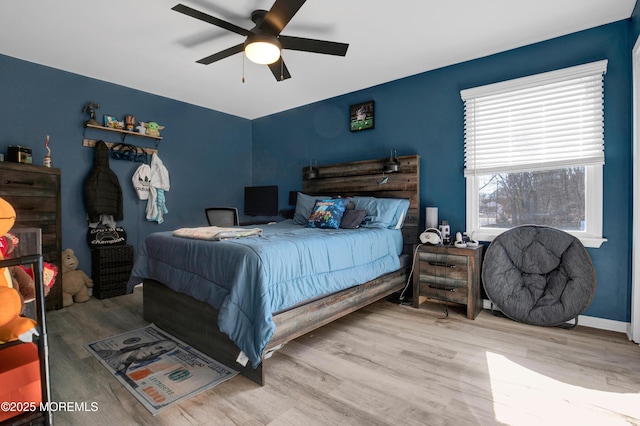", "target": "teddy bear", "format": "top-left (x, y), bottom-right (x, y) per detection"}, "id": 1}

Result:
top-left (10, 266), bottom-right (36, 306)
top-left (61, 248), bottom-right (93, 307)
top-left (0, 231), bottom-right (55, 305)
top-left (0, 197), bottom-right (38, 343)
top-left (0, 233), bottom-right (36, 306)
